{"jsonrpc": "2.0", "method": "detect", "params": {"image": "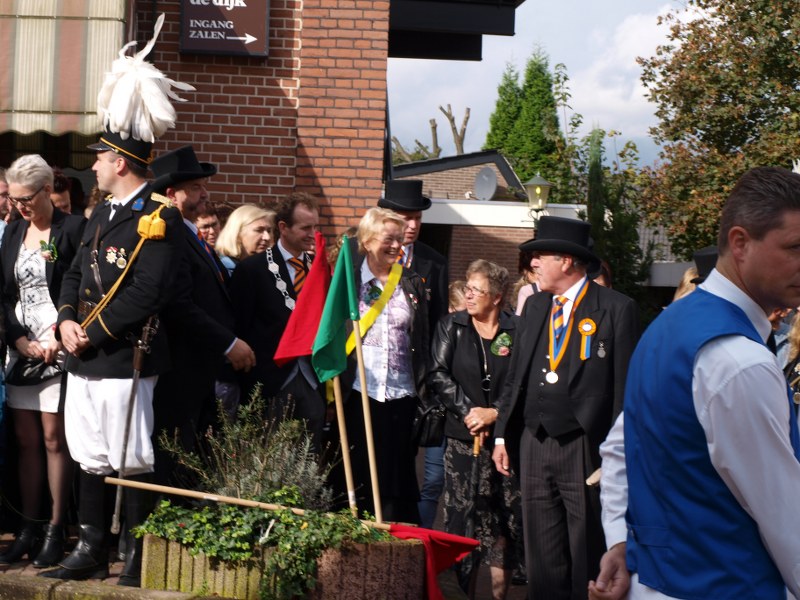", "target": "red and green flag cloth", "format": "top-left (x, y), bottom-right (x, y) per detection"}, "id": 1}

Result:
top-left (273, 231), bottom-right (331, 366)
top-left (311, 235), bottom-right (359, 382)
